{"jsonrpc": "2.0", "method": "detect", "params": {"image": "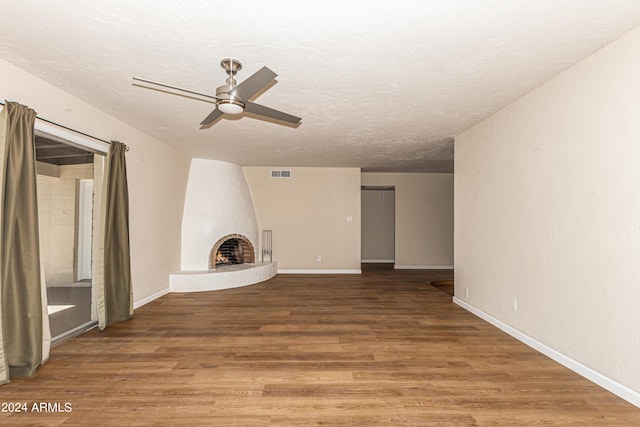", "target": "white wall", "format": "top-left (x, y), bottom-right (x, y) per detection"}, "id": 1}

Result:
top-left (181, 159), bottom-right (259, 271)
top-left (455, 25), bottom-right (640, 397)
top-left (0, 58), bottom-right (191, 304)
top-left (244, 167), bottom-right (361, 272)
top-left (362, 173), bottom-right (454, 268)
